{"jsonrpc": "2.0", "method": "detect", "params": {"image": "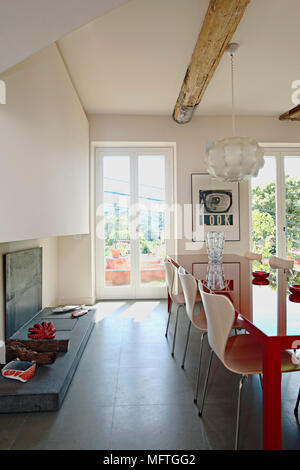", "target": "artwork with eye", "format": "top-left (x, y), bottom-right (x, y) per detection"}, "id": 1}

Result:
top-left (199, 190), bottom-right (232, 214)
top-left (191, 174), bottom-right (240, 242)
